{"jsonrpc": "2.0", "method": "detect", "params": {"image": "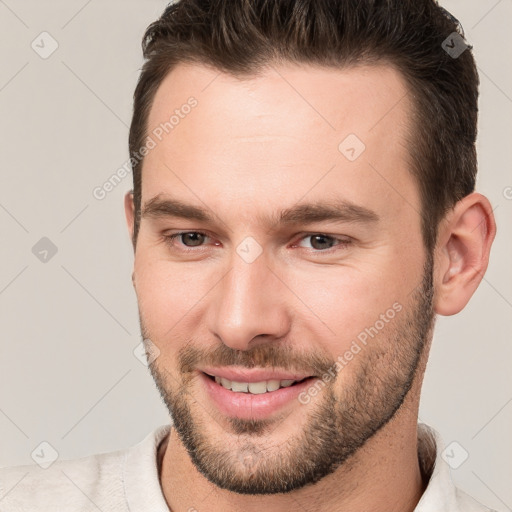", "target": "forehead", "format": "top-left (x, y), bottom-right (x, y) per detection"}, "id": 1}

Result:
top-left (147, 61), bottom-right (413, 142)
top-left (141, 61), bottom-right (419, 230)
